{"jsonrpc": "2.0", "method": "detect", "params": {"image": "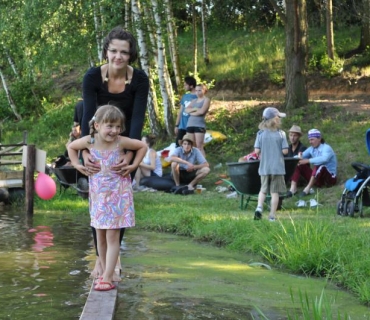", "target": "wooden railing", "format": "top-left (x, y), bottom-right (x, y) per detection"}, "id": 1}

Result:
top-left (0, 131), bottom-right (28, 166)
